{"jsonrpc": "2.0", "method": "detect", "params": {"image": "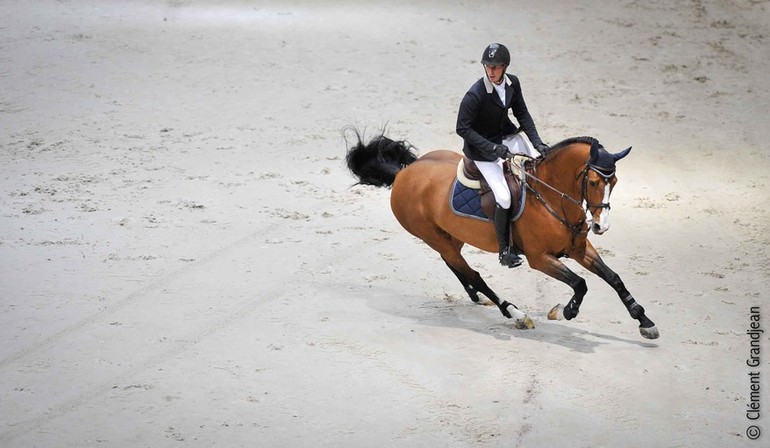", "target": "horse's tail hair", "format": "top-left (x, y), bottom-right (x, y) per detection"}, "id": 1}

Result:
top-left (344, 127), bottom-right (418, 188)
